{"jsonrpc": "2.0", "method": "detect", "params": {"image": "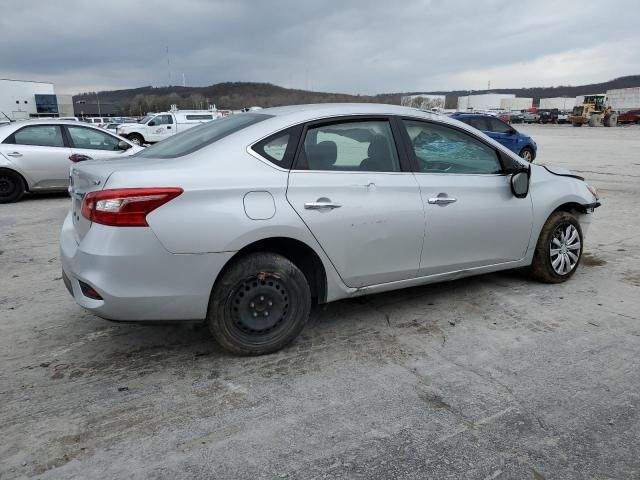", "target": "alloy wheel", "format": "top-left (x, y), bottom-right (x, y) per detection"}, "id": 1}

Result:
top-left (550, 223), bottom-right (581, 275)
